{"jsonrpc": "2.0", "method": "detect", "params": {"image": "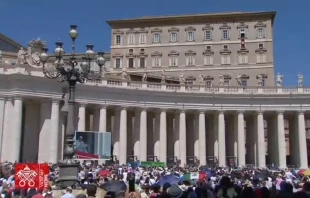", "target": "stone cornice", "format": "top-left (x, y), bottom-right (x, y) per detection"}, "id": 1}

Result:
top-left (106, 11), bottom-right (276, 28)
